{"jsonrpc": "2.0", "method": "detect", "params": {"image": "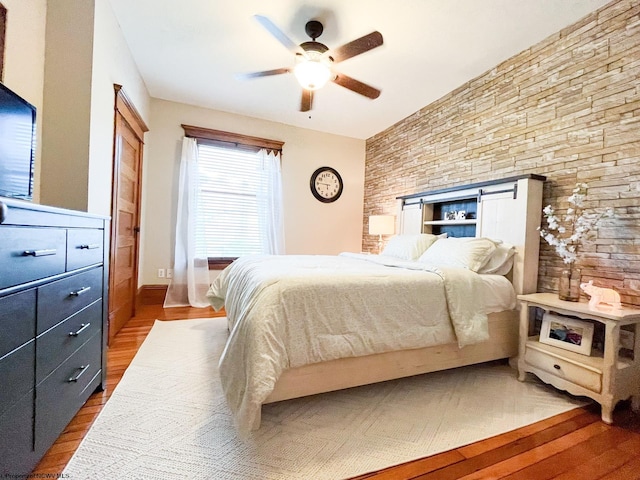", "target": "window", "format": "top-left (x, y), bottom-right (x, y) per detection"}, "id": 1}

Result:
top-left (195, 144), bottom-right (264, 258)
top-left (182, 125), bottom-right (284, 266)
